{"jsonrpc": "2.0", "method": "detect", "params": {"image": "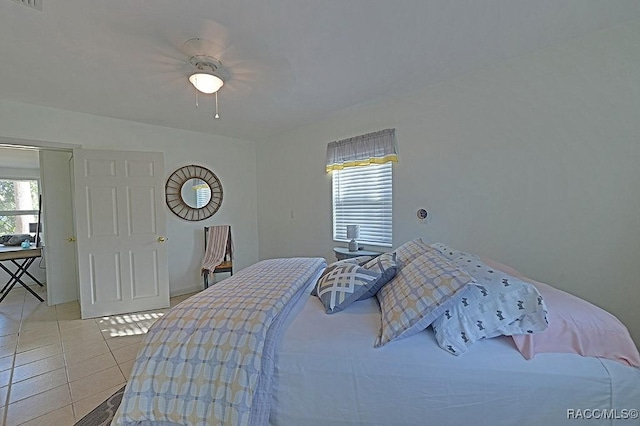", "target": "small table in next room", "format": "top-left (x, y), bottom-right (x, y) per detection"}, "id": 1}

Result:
top-left (333, 247), bottom-right (382, 261)
top-left (0, 245), bottom-right (44, 303)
